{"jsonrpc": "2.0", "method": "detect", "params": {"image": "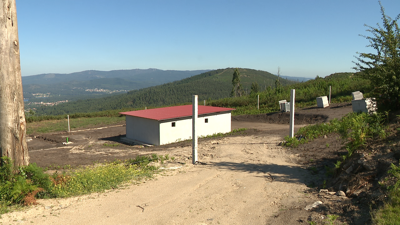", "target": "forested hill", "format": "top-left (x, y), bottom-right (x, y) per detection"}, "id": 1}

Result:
top-left (33, 68), bottom-right (296, 115)
top-left (22, 69), bottom-right (209, 103)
